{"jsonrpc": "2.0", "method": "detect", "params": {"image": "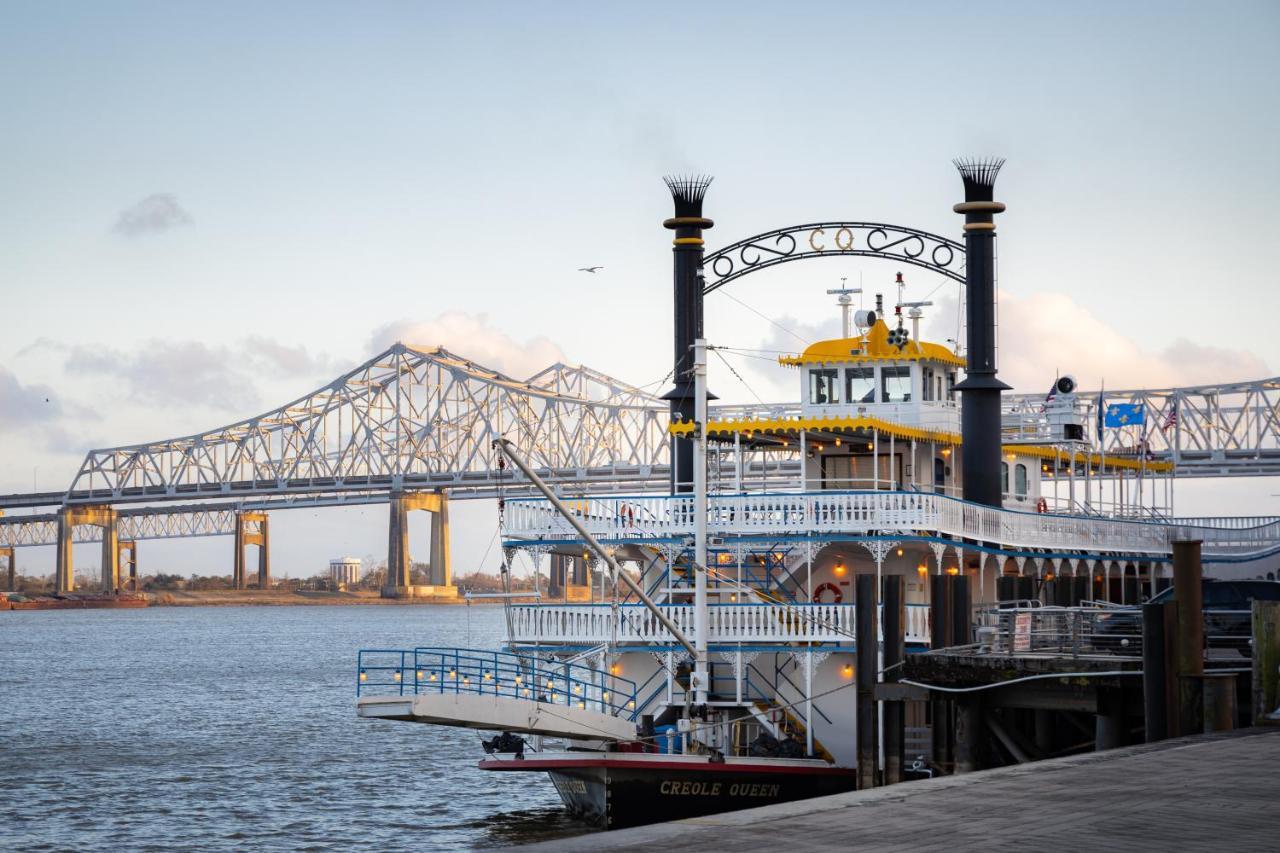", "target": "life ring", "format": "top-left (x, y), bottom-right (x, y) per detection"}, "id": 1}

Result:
top-left (618, 504), bottom-right (635, 526)
top-left (1036, 498), bottom-right (1049, 514)
top-left (813, 582), bottom-right (843, 604)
